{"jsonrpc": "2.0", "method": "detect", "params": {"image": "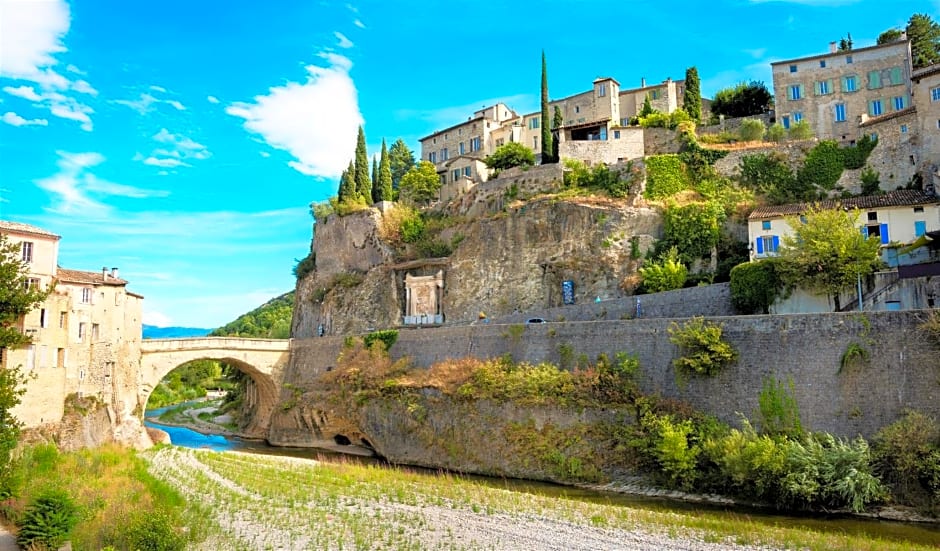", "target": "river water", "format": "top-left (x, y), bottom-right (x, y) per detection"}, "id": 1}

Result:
top-left (145, 405), bottom-right (940, 547)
